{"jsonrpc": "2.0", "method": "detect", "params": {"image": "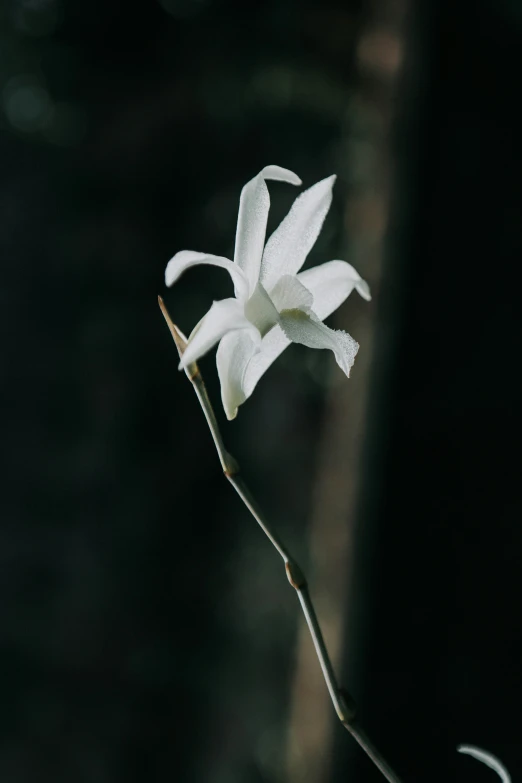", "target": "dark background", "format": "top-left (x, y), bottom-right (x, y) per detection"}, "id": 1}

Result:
top-left (1, 0), bottom-right (521, 781)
